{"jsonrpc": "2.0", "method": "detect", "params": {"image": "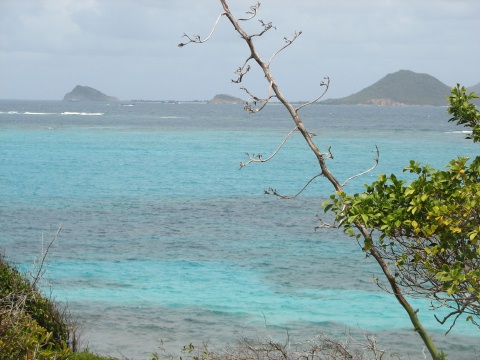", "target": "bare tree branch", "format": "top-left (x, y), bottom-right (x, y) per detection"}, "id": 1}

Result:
top-left (295, 77), bottom-right (331, 112)
top-left (268, 31), bottom-right (302, 66)
top-left (251, 19), bottom-right (277, 38)
top-left (265, 174), bottom-right (323, 199)
top-left (238, 2), bottom-right (261, 21)
top-left (241, 82), bottom-right (276, 113)
top-left (31, 225), bottom-right (62, 288)
top-left (314, 215), bottom-right (337, 230)
top-left (232, 58), bottom-right (253, 84)
top-left (240, 126), bottom-right (298, 168)
top-left (178, 12), bottom-right (225, 47)
top-left (341, 146), bottom-right (380, 187)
